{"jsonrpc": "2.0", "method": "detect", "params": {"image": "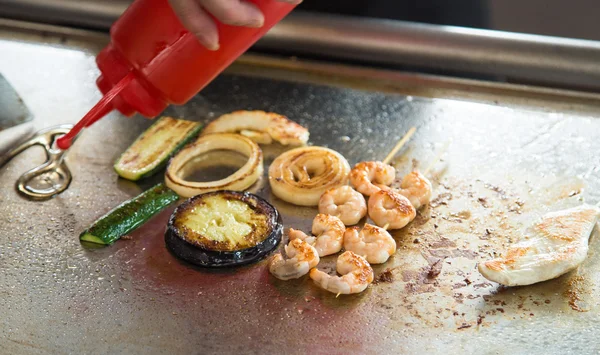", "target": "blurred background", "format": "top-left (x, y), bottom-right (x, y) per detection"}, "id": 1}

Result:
top-left (488, 0), bottom-right (599, 41)
top-left (300, 0), bottom-right (600, 41)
